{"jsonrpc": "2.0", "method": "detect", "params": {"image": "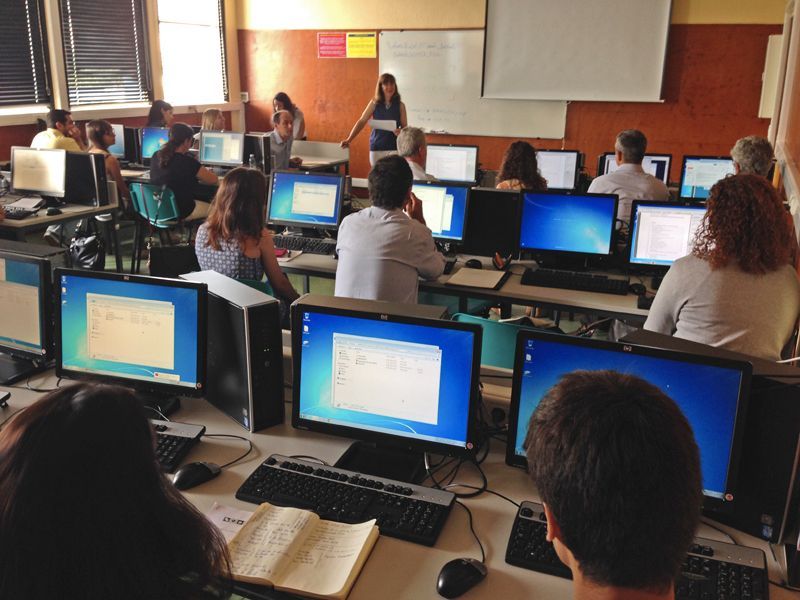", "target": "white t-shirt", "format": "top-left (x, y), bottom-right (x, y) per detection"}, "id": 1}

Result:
top-left (588, 163), bottom-right (669, 222)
